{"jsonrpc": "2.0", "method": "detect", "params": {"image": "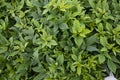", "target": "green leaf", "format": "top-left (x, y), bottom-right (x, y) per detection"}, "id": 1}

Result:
top-left (105, 22), bottom-right (113, 32)
top-left (98, 54), bottom-right (105, 64)
top-left (22, 27), bottom-right (34, 35)
top-left (31, 0), bottom-right (41, 7)
top-left (0, 47), bottom-right (7, 53)
top-left (32, 65), bottom-right (46, 73)
top-left (87, 46), bottom-right (98, 52)
top-left (8, 51), bottom-right (19, 57)
top-left (0, 33), bottom-right (9, 46)
top-left (46, 55), bottom-right (55, 64)
top-left (86, 34), bottom-right (98, 46)
top-left (71, 19), bottom-right (81, 34)
top-left (33, 50), bottom-right (39, 63)
top-left (57, 54), bottom-right (64, 65)
top-left (104, 52), bottom-right (111, 59)
top-left (77, 66), bottom-right (81, 76)
top-left (47, 40), bottom-right (57, 48)
top-left (88, 0), bottom-right (95, 8)
top-left (107, 59), bottom-right (117, 73)
top-left (59, 23), bottom-right (69, 30)
top-left (79, 27), bottom-right (91, 37)
top-left (26, 0), bottom-right (33, 7)
top-left (111, 56), bottom-right (120, 64)
top-left (42, 9), bottom-right (49, 15)
top-left (100, 36), bottom-right (108, 47)
top-left (17, 0), bottom-right (24, 10)
top-left (74, 36), bottom-right (83, 46)
top-left (71, 54), bottom-right (77, 61)
top-left (33, 73), bottom-right (46, 80)
top-left (102, 0), bottom-right (109, 11)
top-left (97, 23), bottom-right (103, 32)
